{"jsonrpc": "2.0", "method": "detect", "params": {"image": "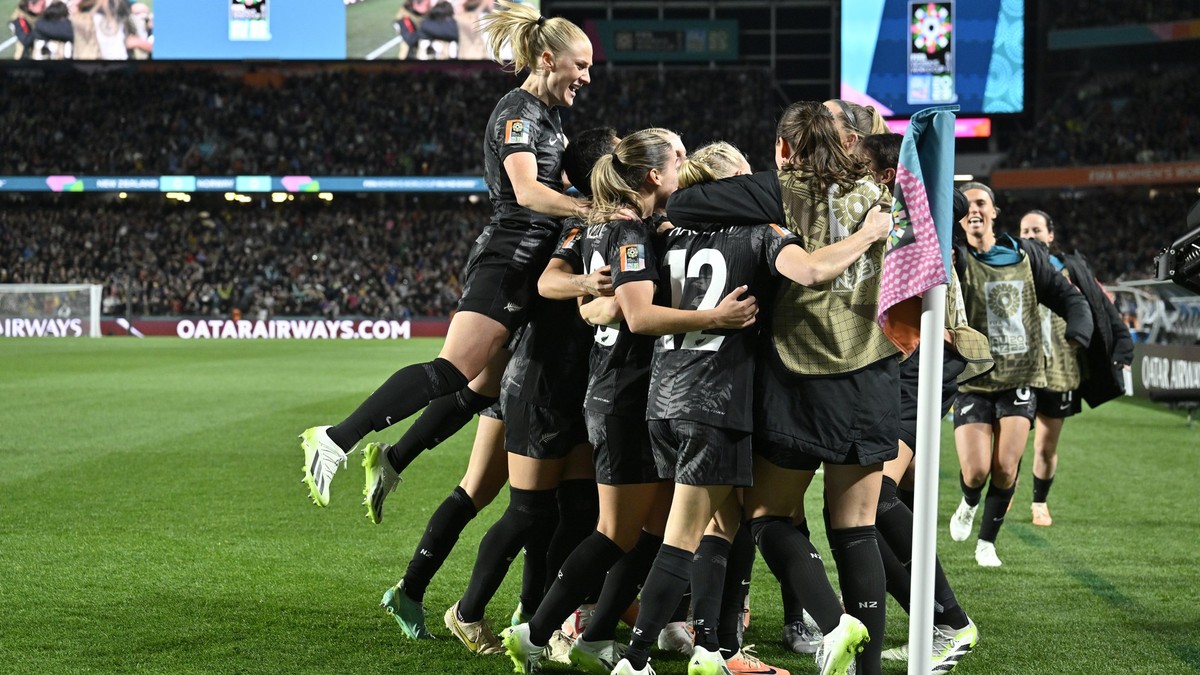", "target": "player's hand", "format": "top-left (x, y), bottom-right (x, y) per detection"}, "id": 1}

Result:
top-left (862, 205), bottom-right (893, 242)
top-left (710, 285), bottom-right (757, 329)
top-left (655, 218), bottom-right (674, 234)
top-left (581, 265), bottom-right (613, 297)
